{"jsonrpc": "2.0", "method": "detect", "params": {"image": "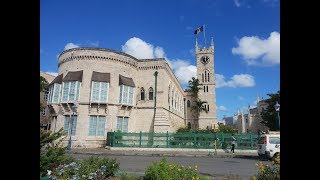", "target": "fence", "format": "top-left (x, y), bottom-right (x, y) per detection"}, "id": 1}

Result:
top-left (106, 131), bottom-right (259, 150)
